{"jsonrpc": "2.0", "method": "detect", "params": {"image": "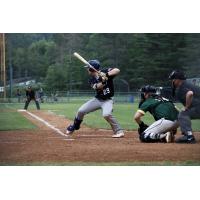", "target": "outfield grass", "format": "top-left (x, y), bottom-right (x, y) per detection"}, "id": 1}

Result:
top-left (1, 102), bottom-right (200, 131)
